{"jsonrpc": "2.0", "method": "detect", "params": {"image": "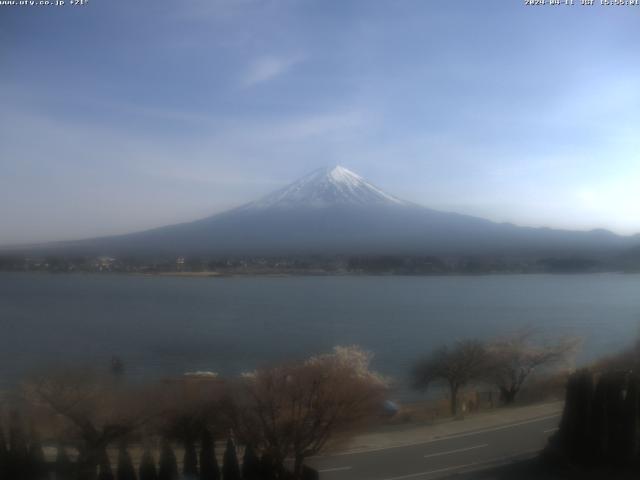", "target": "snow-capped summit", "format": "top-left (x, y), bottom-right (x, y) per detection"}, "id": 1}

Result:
top-left (244, 165), bottom-right (408, 210)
